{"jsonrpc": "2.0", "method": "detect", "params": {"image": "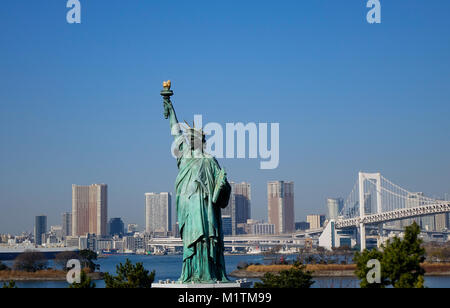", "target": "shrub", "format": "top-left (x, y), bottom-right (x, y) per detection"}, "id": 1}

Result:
top-left (104, 259), bottom-right (155, 288)
top-left (13, 251), bottom-right (47, 272)
top-left (254, 262), bottom-right (314, 288)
